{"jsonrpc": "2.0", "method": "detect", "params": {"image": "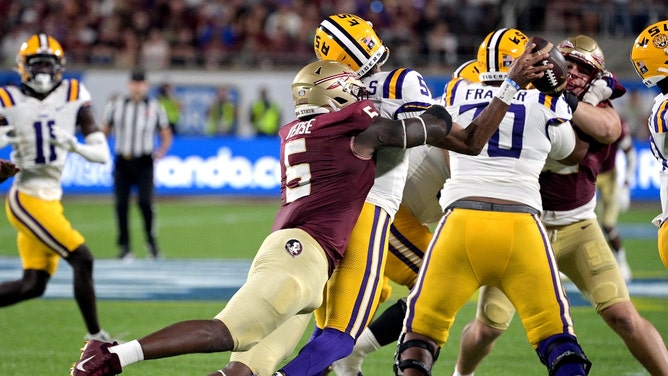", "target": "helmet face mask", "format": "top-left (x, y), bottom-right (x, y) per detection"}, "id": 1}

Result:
top-left (557, 35), bottom-right (604, 97)
top-left (314, 13), bottom-right (388, 77)
top-left (477, 28), bottom-right (528, 83)
top-left (292, 60), bottom-right (367, 119)
top-left (630, 21), bottom-right (668, 88)
top-left (17, 34), bottom-right (65, 93)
